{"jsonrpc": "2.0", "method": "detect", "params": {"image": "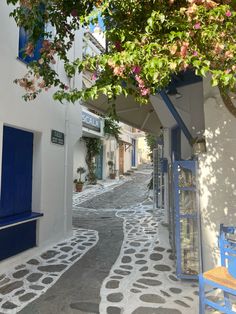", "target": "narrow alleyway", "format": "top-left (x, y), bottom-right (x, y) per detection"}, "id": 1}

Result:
top-left (5, 168), bottom-right (198, 314)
